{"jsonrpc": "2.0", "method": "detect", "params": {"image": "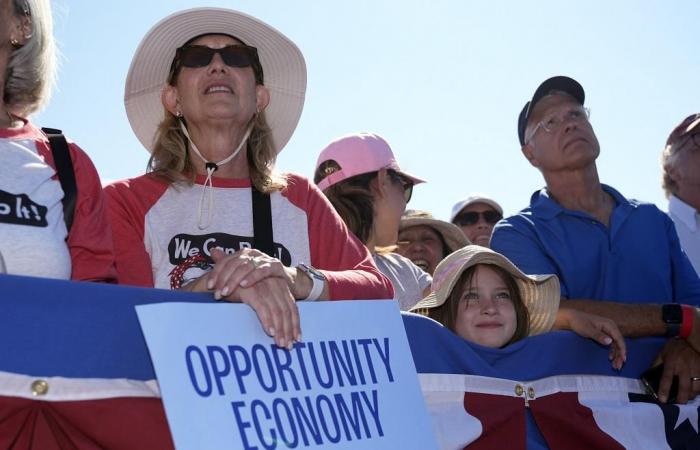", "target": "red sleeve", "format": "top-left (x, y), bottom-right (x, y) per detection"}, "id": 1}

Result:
top-left (63, 143), bottom-right (117, 282)
top-left (284, 174), bottom-right (394, 300)
top-left (104, 175), bottom-right (167, 288)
